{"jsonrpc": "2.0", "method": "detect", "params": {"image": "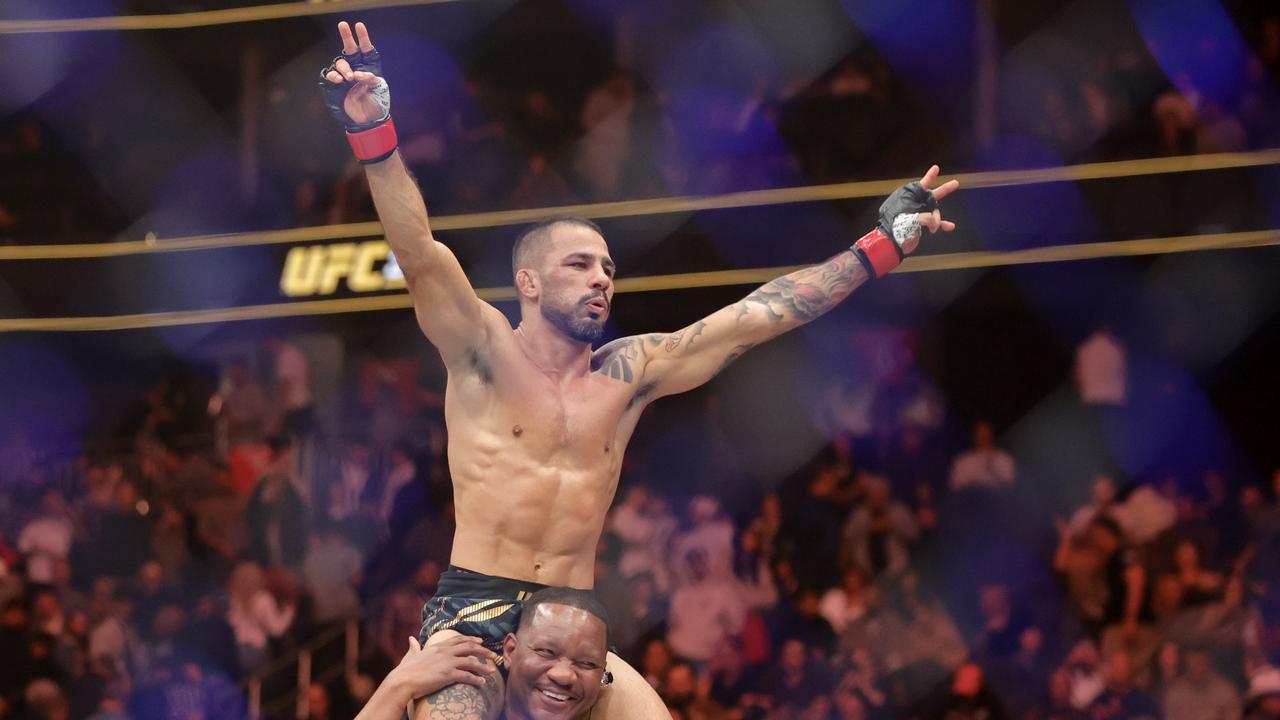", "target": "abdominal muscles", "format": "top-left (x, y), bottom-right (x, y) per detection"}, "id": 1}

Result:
top-left (446, 419), bottom-right (623, 588)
